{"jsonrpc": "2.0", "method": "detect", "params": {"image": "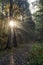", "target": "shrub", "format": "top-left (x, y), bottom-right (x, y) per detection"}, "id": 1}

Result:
top-left (27, 44), bottom-right (43, 65)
